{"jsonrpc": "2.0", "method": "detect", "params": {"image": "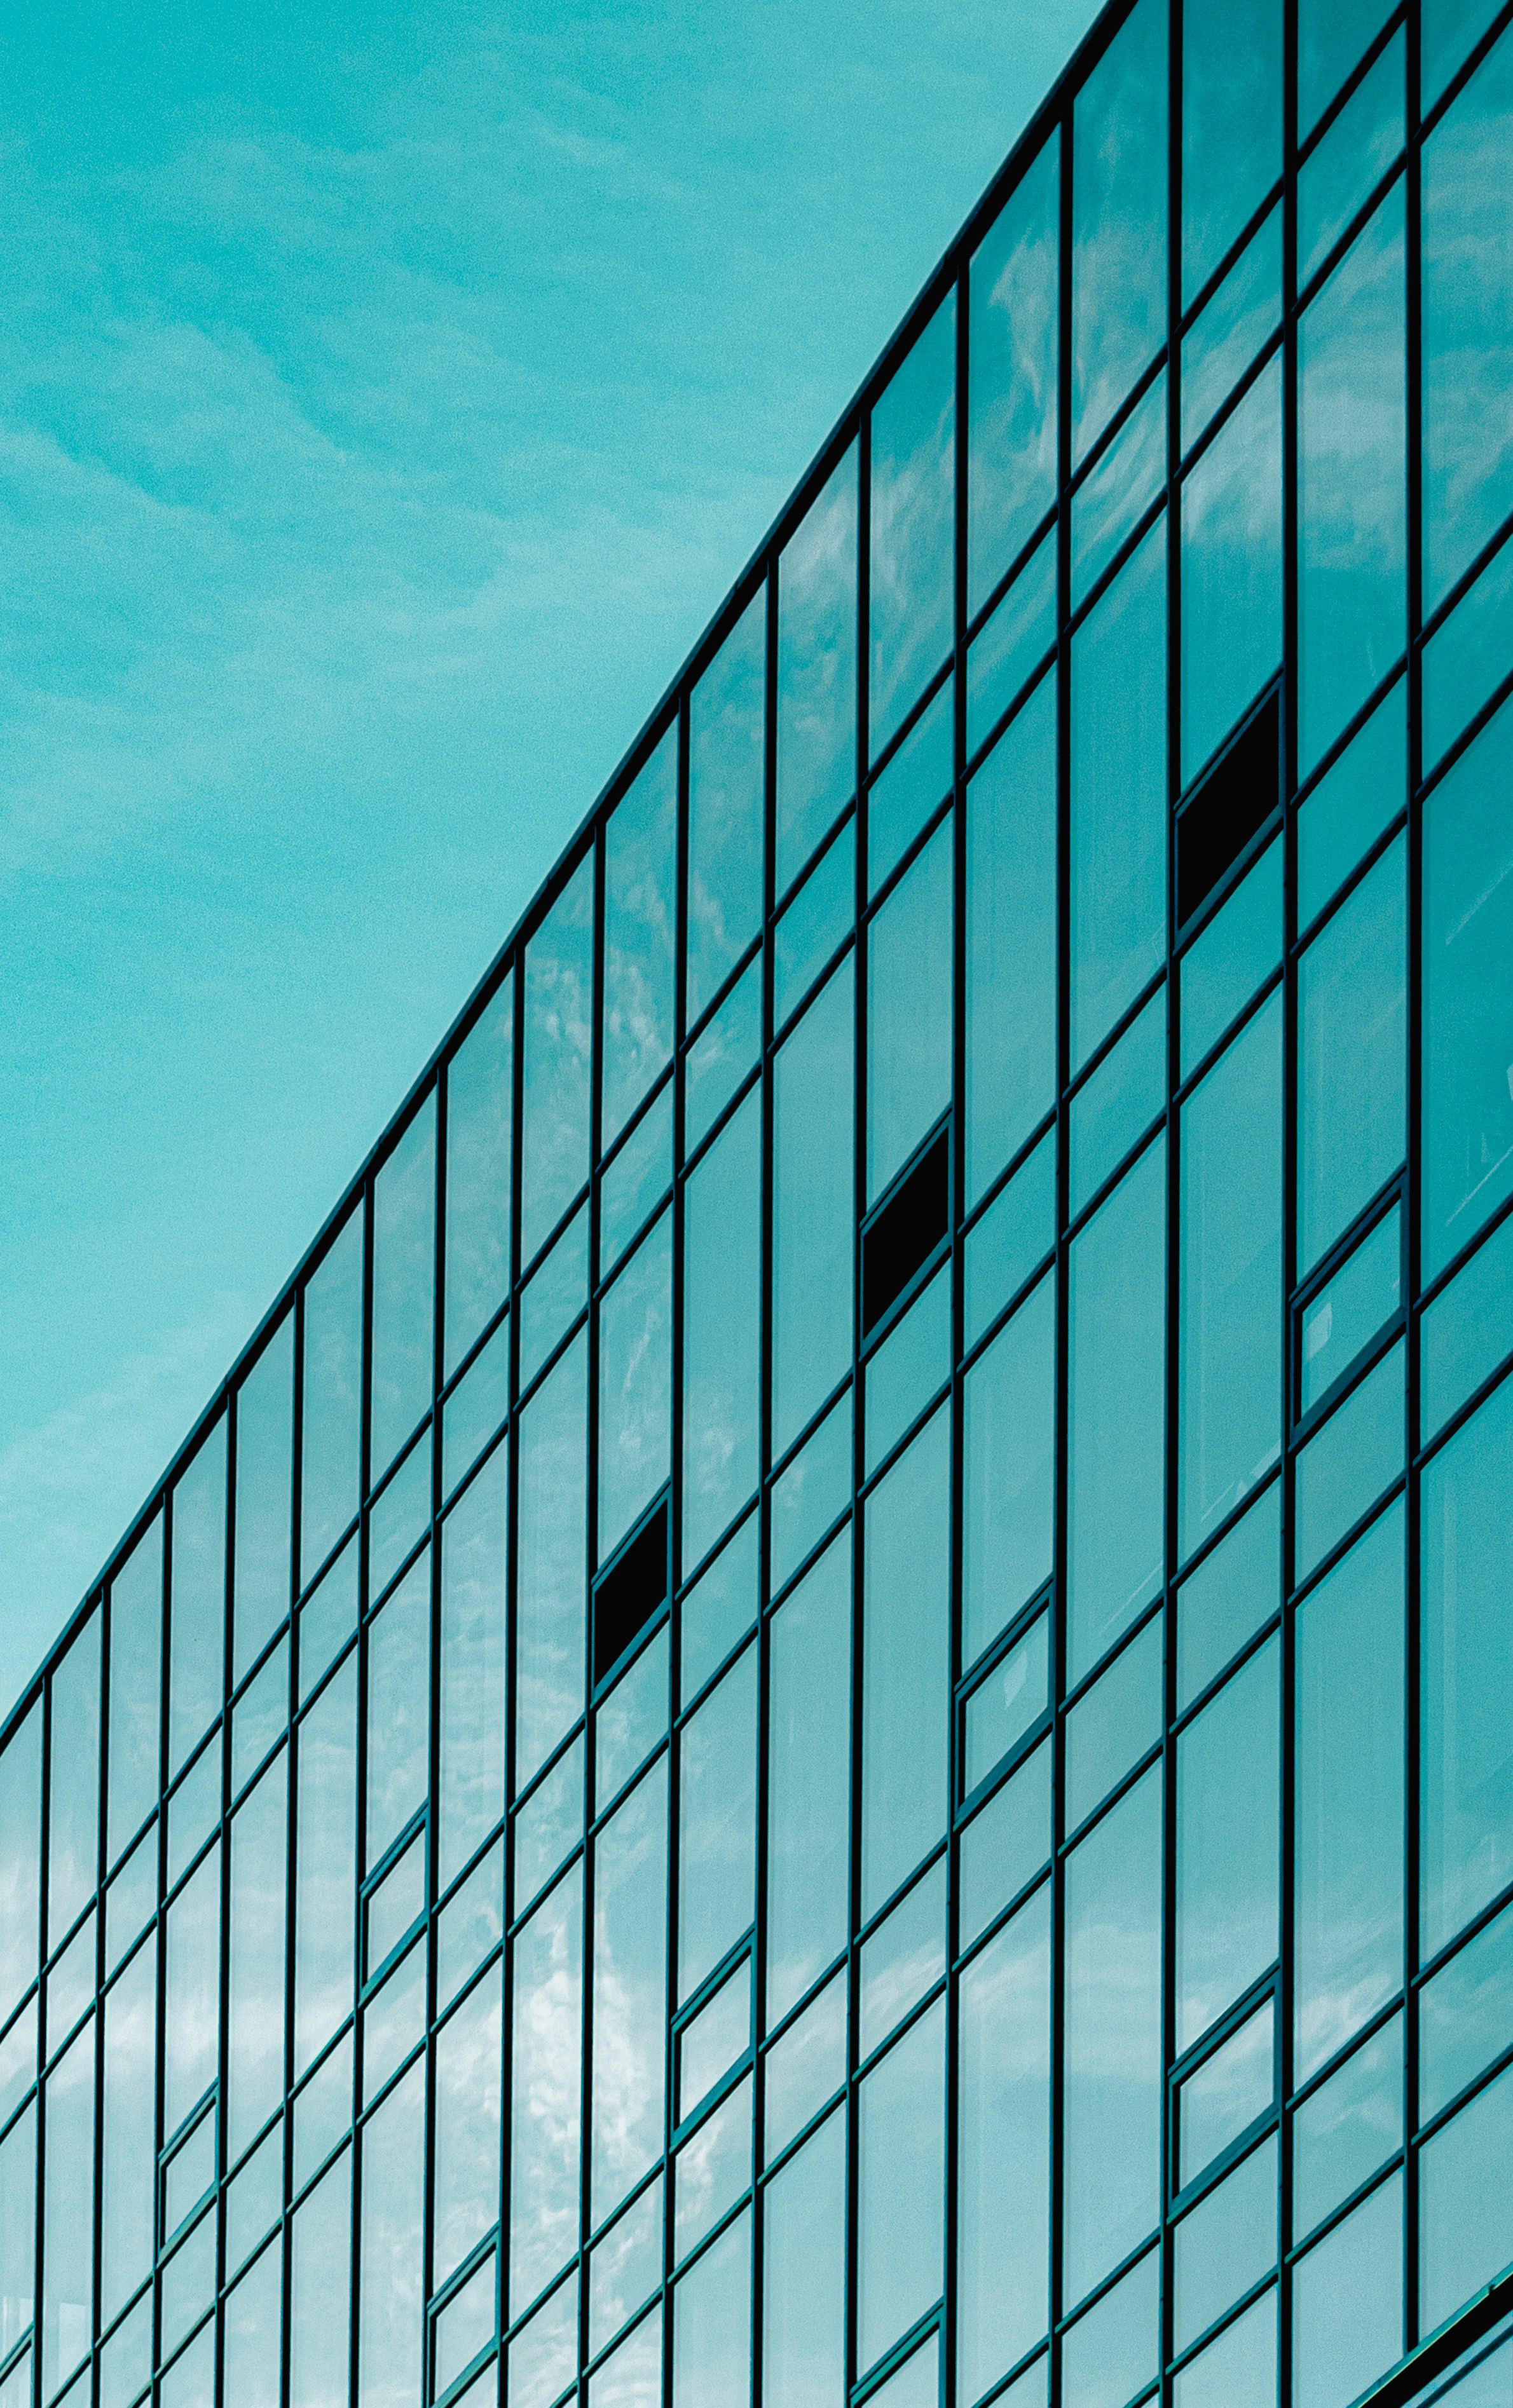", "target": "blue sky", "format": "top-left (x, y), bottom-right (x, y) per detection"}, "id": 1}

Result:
top-left (0, 0), bottom-right (1099, 1711)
